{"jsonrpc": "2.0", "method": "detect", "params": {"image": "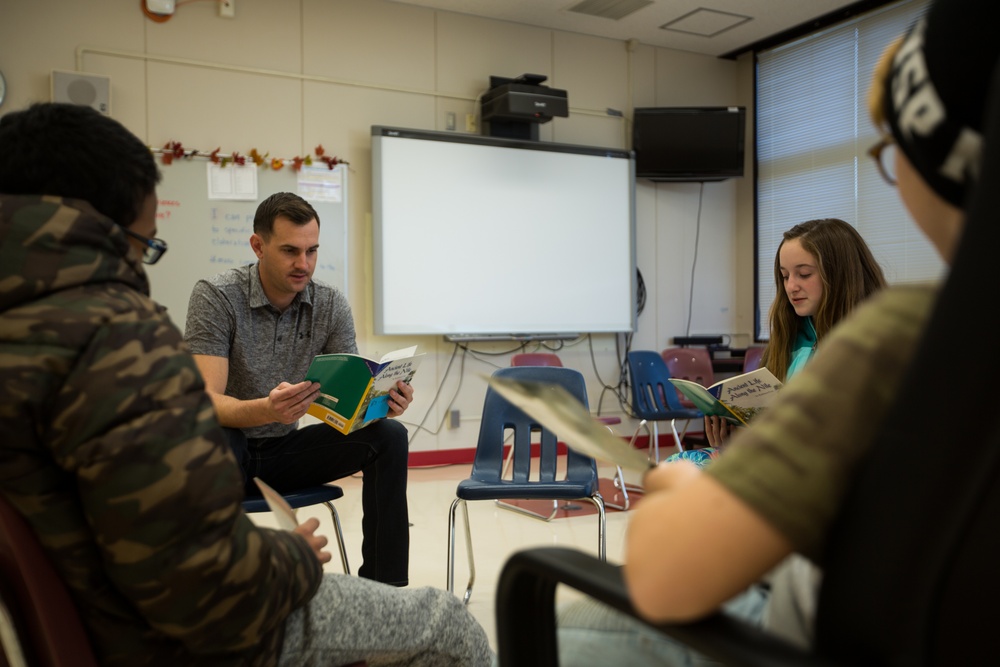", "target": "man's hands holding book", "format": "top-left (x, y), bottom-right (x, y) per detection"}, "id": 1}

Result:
top-left (268, 380), bottom-right (322, 424)
top-left (387, 380), bottom-right (414, 417)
